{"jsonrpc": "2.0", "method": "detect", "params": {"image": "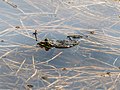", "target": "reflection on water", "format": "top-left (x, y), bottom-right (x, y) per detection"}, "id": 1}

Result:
top-left (0, 0), bottom-right (120, 90)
